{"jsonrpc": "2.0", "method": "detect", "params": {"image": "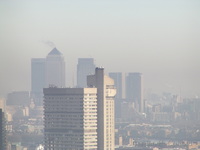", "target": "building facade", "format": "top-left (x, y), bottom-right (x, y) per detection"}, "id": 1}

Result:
top-left (31, 58), bottom-right (46, 104)
top-left (77, 58), bottom-right (95, 88)
top-left (126, 73), bottom-right (144, 113)
top-left (43, 88), bottom-right (98, 150)
top-left (45, 48), bottom-right (66, 88)
top-left (87, 68), bottom-right (116, 150)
